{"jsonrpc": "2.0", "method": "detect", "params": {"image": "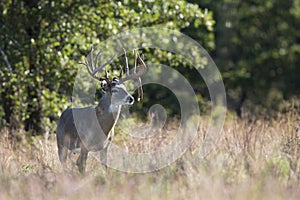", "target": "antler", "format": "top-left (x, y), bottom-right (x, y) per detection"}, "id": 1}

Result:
top-left (119, 49), bottom-right (146, 101)
top-left (119, 50), bottom-right (146, 83)
top-left (79, 46), bottom-right (116, 81)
